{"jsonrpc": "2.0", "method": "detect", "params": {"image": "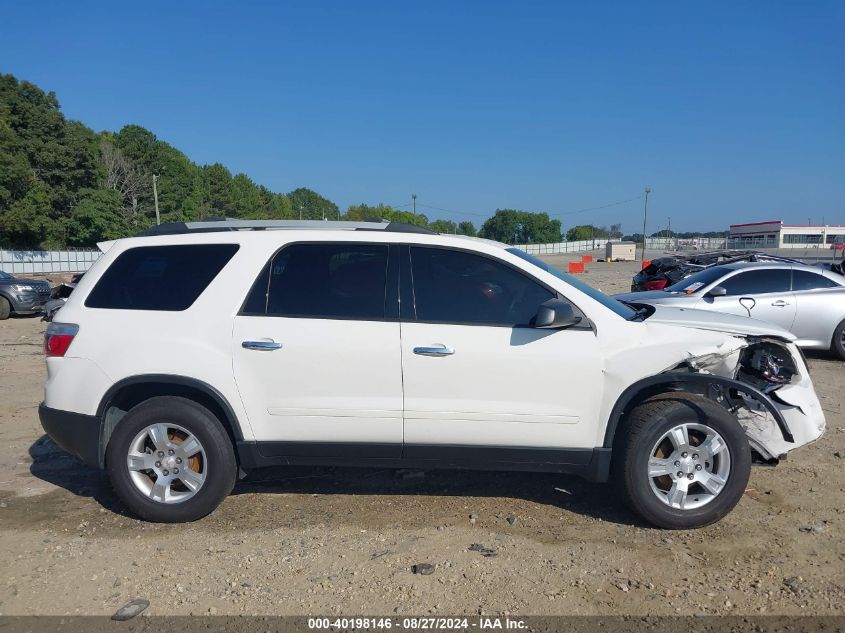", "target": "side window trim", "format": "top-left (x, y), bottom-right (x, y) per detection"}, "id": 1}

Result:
top-left (237, 241), bottom-right (395, 322)
top-left (720, 268), bottom-right (792, 296)
top-left (404, 243), bottom-right (587, 328)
